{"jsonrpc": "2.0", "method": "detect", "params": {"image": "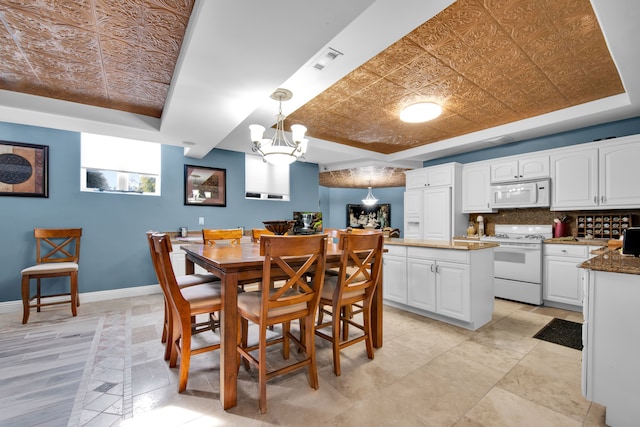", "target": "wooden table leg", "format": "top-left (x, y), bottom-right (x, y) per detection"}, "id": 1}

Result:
top-left (220, 272), bottom-right (238, 410)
